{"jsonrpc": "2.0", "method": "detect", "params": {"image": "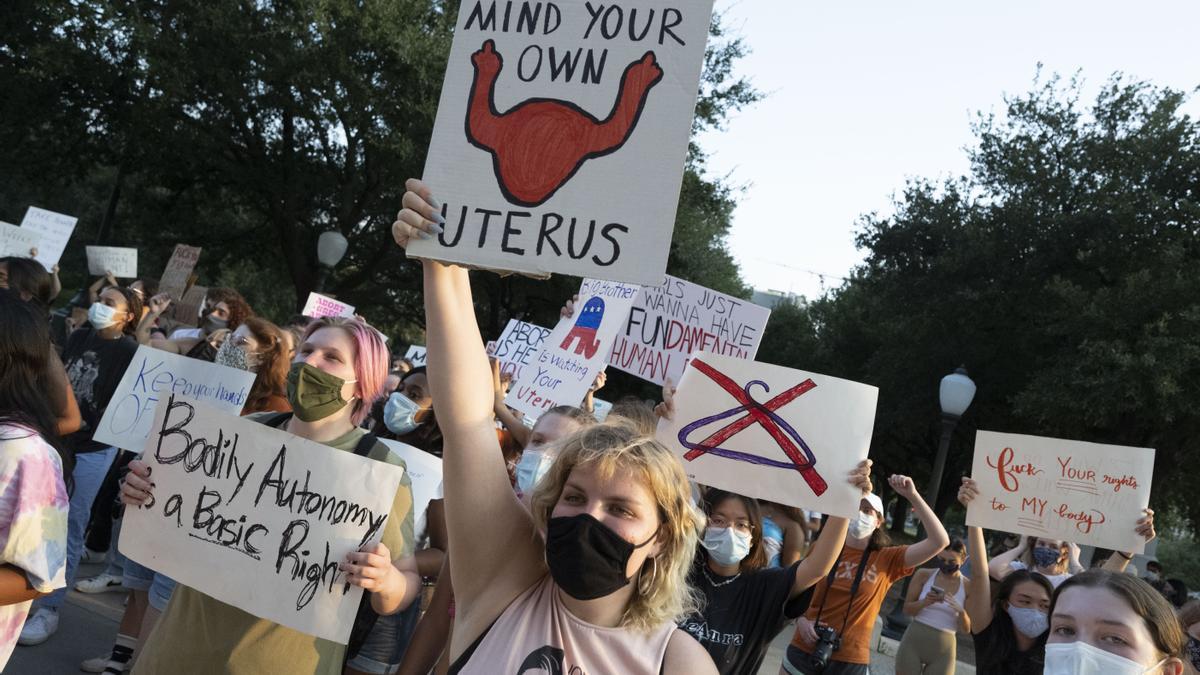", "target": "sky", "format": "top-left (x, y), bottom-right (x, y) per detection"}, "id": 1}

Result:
top-left (699, 0), bottom-right (1200, 300)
